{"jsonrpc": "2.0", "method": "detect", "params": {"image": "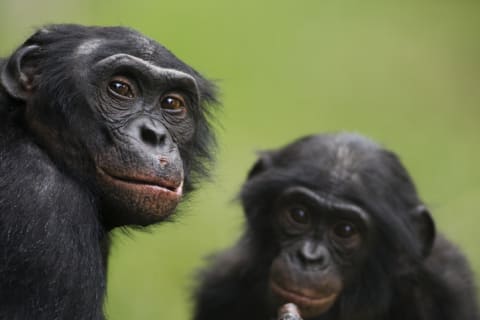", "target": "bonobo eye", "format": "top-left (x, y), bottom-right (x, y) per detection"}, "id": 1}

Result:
top-left (287, 207), bottom-right (310, 225)
top-left (108, 76), bottom-right (135, 98)
top-left (332, 221), bottom-right (358, 239)
top-left (160, 93), bottom-right (186, 111)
